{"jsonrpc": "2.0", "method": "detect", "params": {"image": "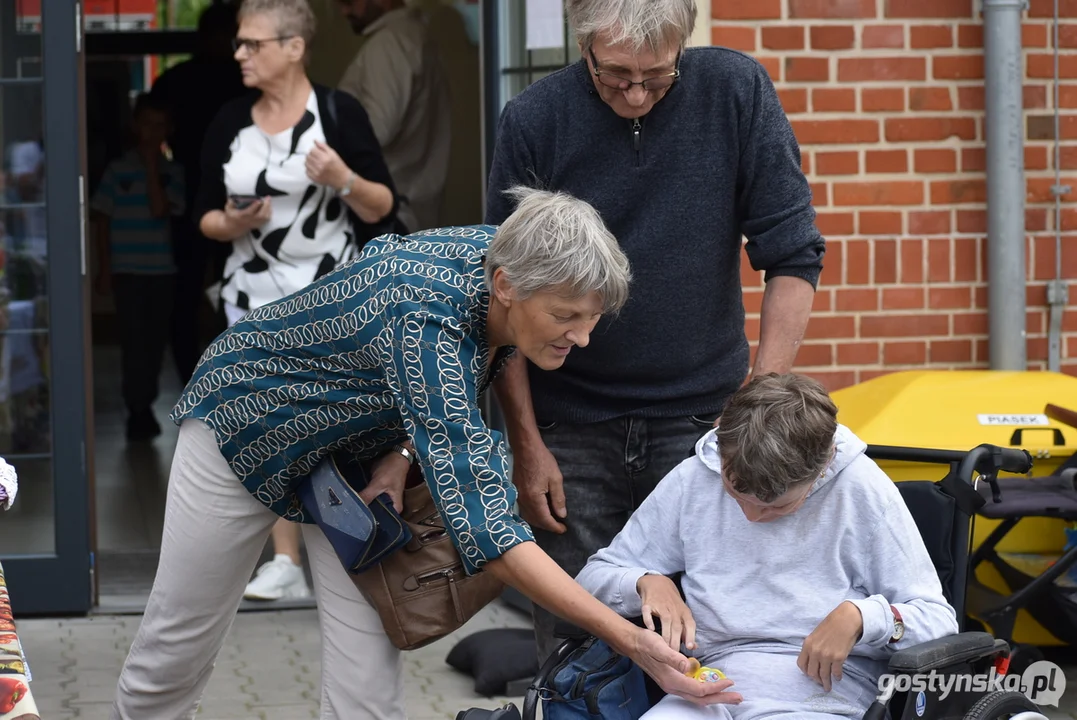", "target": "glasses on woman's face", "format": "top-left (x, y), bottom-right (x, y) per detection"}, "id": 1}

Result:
top-left (587, 48), bottom-right (680, 93)
top-left (232, 35), bottom-right (295, 55)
